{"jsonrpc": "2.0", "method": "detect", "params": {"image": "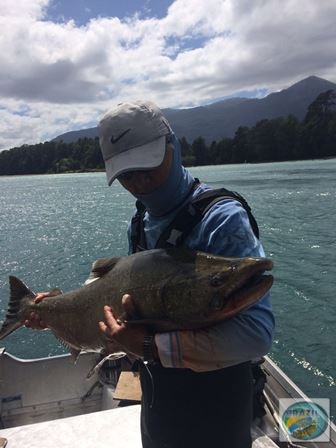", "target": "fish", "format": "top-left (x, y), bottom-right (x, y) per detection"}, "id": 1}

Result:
top-left (0, 247), bottom-right (273, 358)
top-left (292, 420), bottom-right (318, 439)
